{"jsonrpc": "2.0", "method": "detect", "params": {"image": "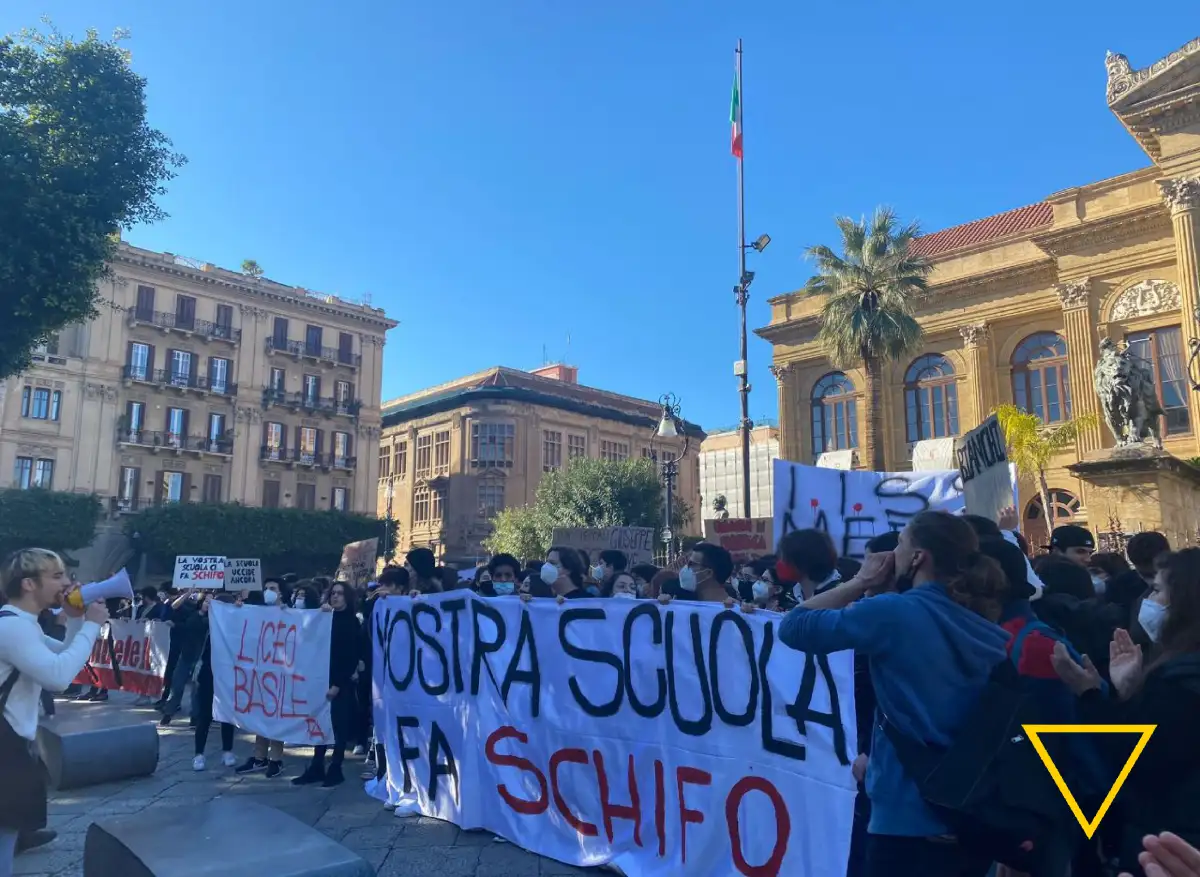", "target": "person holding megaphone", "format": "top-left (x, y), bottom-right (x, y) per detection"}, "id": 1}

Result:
top-left (0, 549), bottom-right (110, 877)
